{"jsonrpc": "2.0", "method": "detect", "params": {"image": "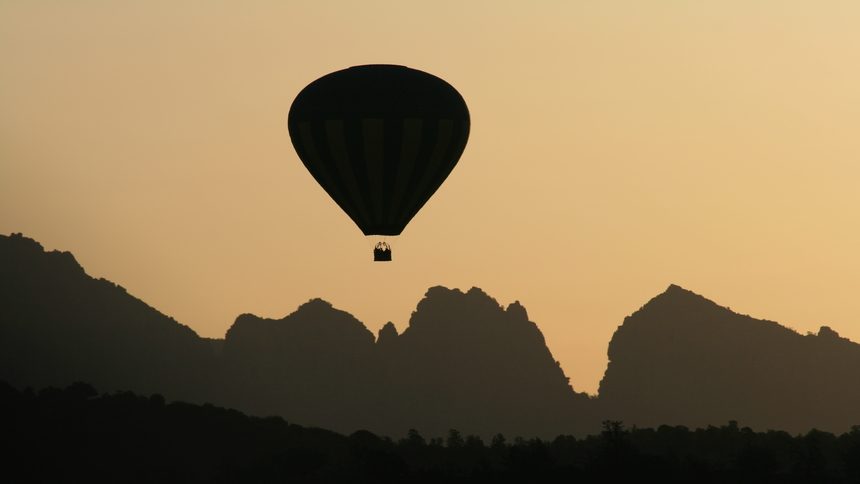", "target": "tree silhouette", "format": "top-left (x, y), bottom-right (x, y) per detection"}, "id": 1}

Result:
top-left (4, 381), bottom-right (860, 482)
